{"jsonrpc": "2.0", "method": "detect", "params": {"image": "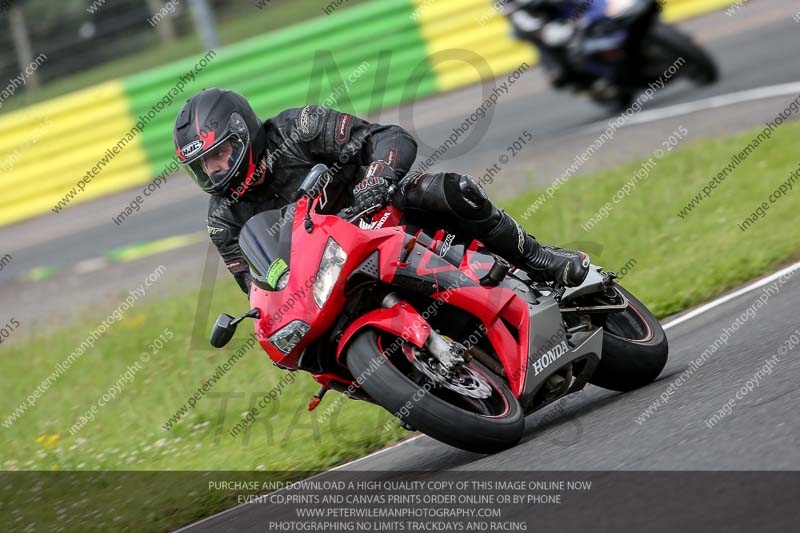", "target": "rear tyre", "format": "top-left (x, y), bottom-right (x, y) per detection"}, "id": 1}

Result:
top-left (646, 23), bottom-right (718, 85)
top-left (588, 286), bottom-right (669, 392)
top-left (594, 90), bottom-right (635, 113)
top-left (346, 329), bottom-right (524, 454)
